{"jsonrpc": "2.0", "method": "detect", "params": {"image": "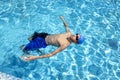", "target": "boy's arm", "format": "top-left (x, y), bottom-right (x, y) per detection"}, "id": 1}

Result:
top-left (60, 16), bottom-right (70, 33)
top-left (24, 45), bottom-right (69, 61)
